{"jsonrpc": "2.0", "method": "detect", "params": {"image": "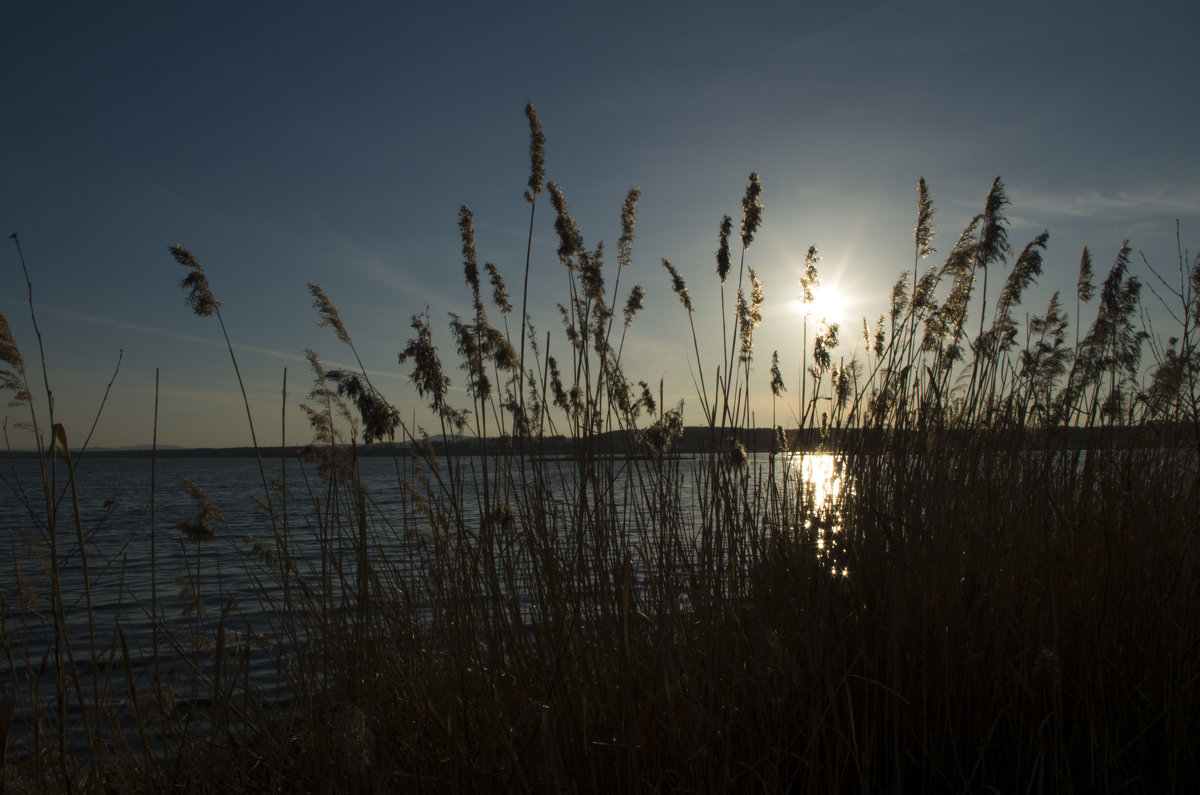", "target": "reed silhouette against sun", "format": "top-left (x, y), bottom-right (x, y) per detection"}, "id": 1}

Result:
top-left (2, 104), bottom-right (1199, 793)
